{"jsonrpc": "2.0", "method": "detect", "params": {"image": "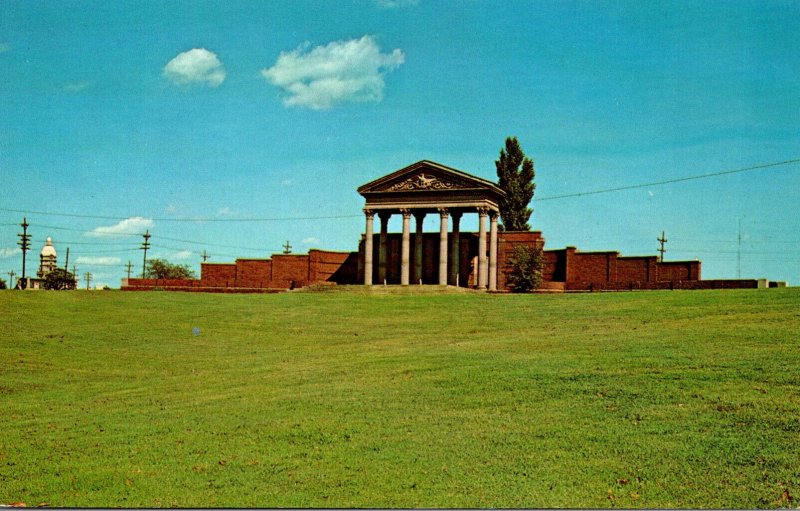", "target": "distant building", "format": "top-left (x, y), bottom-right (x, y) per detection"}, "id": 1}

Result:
top-left (18, 237), bottom-right (58, 290)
